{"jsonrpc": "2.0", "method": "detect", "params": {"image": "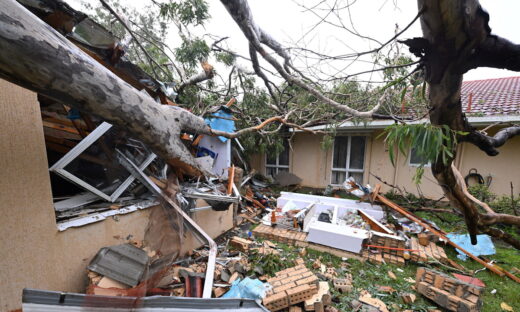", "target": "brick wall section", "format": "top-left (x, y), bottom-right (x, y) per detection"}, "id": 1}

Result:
top-left (263, 265), bottom-right (319, 311)
top-left (415, 267), bottom-right (482, 312)
top-left (253, 225), bottom-right (308, 246)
